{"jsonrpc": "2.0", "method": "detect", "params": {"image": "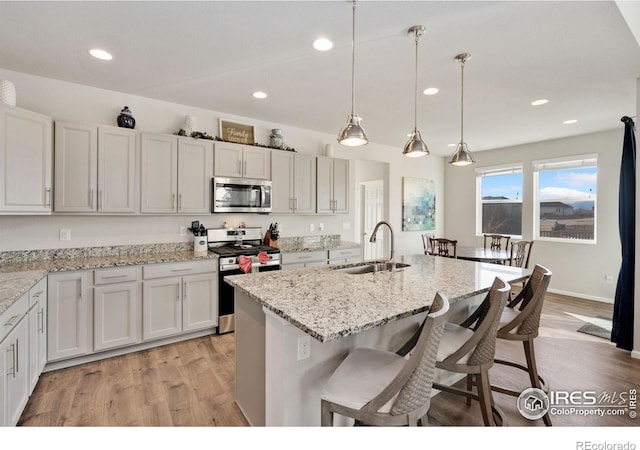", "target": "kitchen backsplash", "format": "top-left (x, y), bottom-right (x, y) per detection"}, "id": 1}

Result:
top-left (277, 234), bottom-right (341, 252)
